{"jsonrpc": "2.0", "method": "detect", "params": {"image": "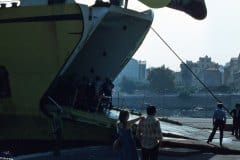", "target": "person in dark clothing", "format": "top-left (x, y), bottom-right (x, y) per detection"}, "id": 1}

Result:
top-left (207, 103), bottom-right (226, 147)
top-left (101, 78), bottom-right (114, 107)
top-left (230, 104), bottom-right (239, 136)
top-left (102, 78), bottom-right (114, 97)
top-left (235, 103), bottom-right (240, 138)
